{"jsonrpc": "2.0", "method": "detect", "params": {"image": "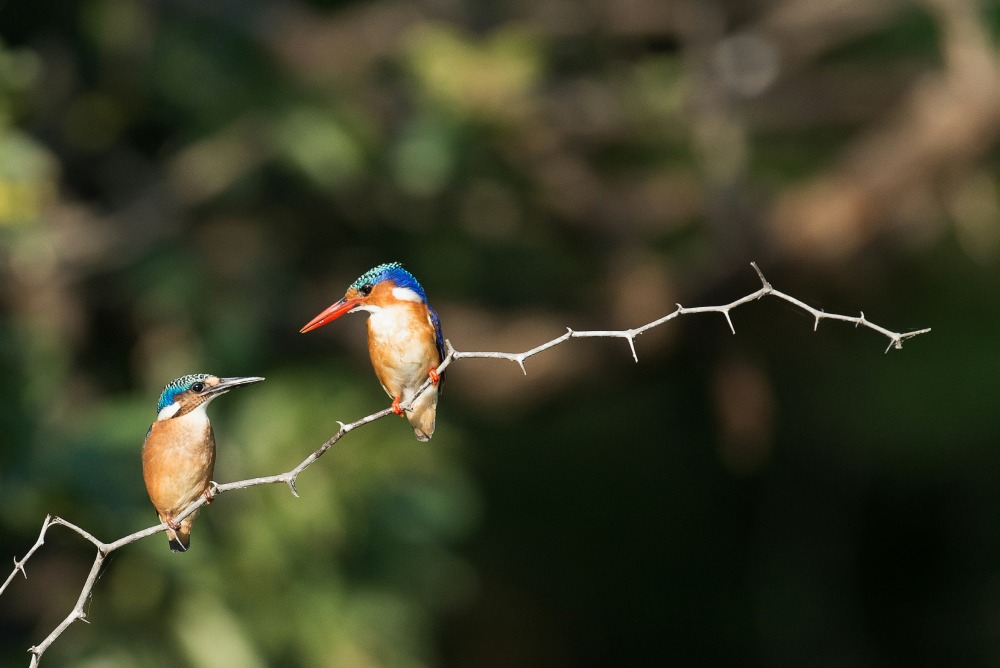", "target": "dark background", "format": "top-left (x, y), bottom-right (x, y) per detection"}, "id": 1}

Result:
top-left (1, 0), bottom-right (998, 666)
